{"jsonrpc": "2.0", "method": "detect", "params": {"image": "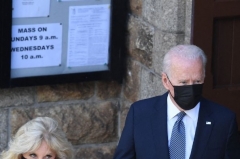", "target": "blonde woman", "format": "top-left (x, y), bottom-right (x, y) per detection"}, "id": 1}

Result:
top-left (1, 117), bottom-right (74, 159)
